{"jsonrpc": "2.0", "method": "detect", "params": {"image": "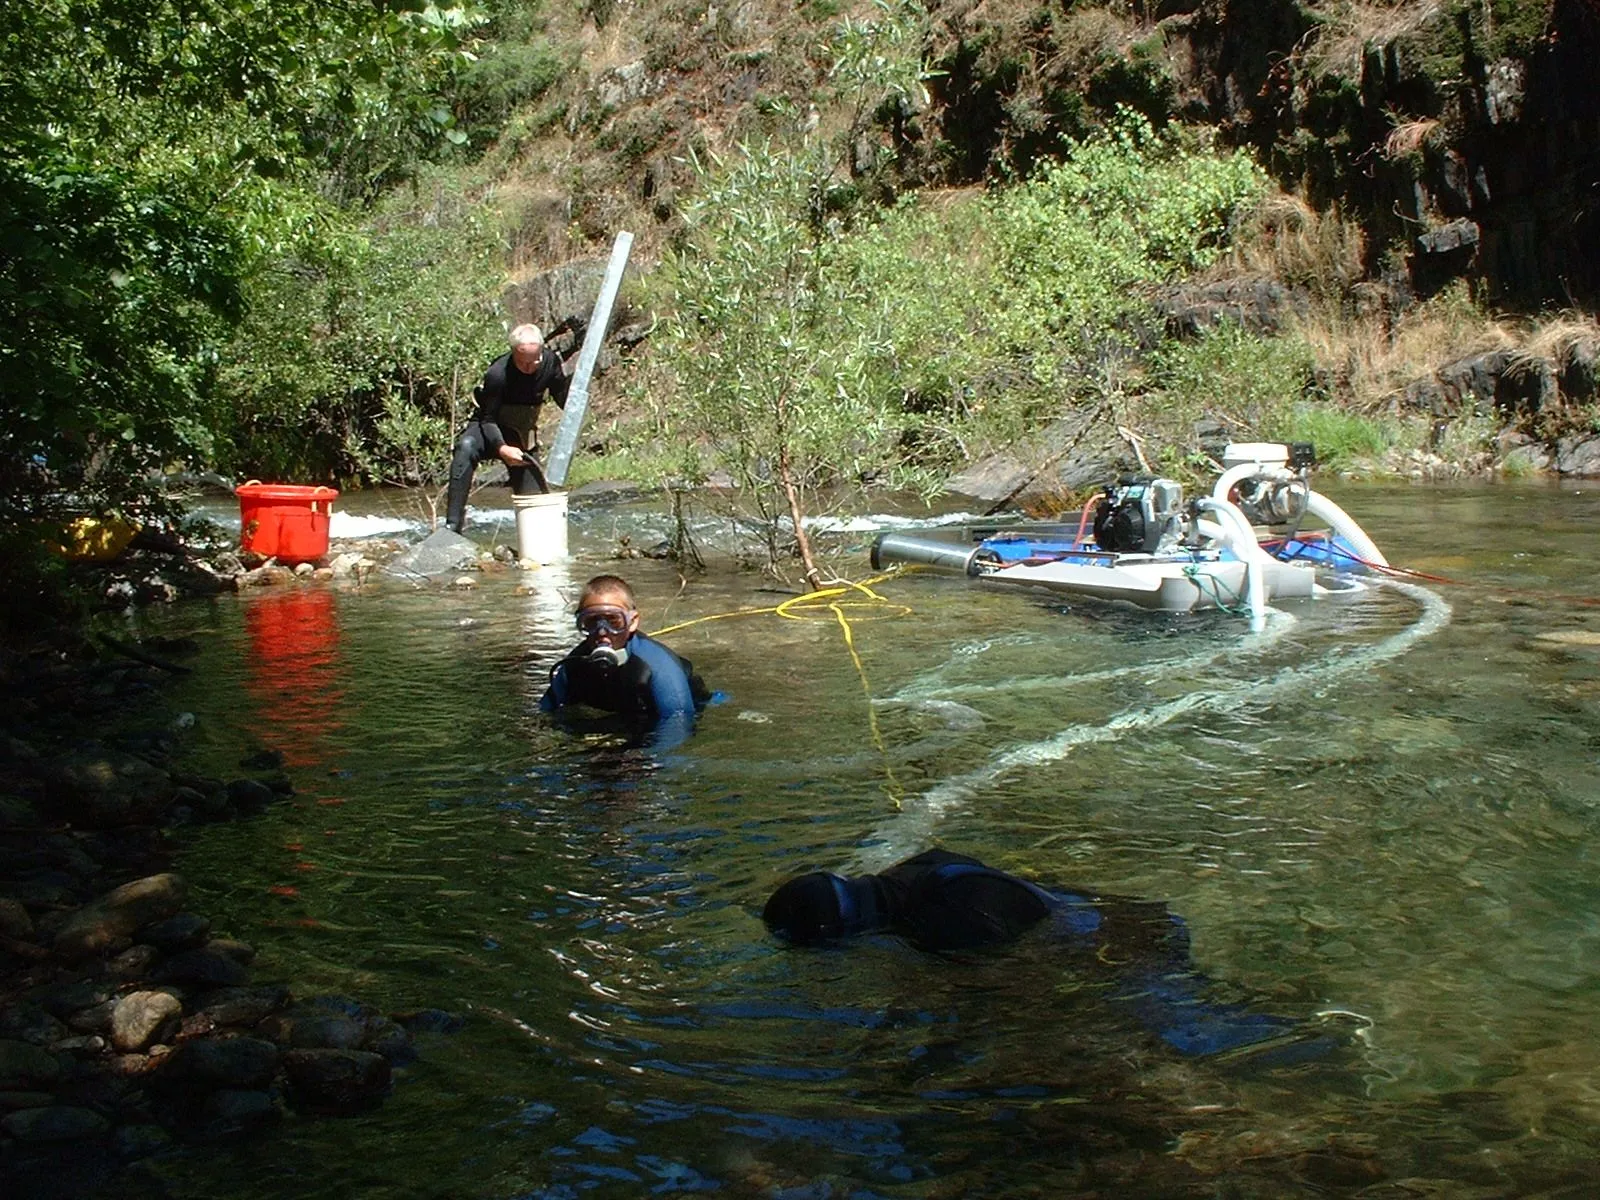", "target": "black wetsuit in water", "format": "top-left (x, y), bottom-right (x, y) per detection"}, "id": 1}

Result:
top-left (763, 849), bottom-right (1340, 1062)
top-left (540, 632), bottom-right (712, 750)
